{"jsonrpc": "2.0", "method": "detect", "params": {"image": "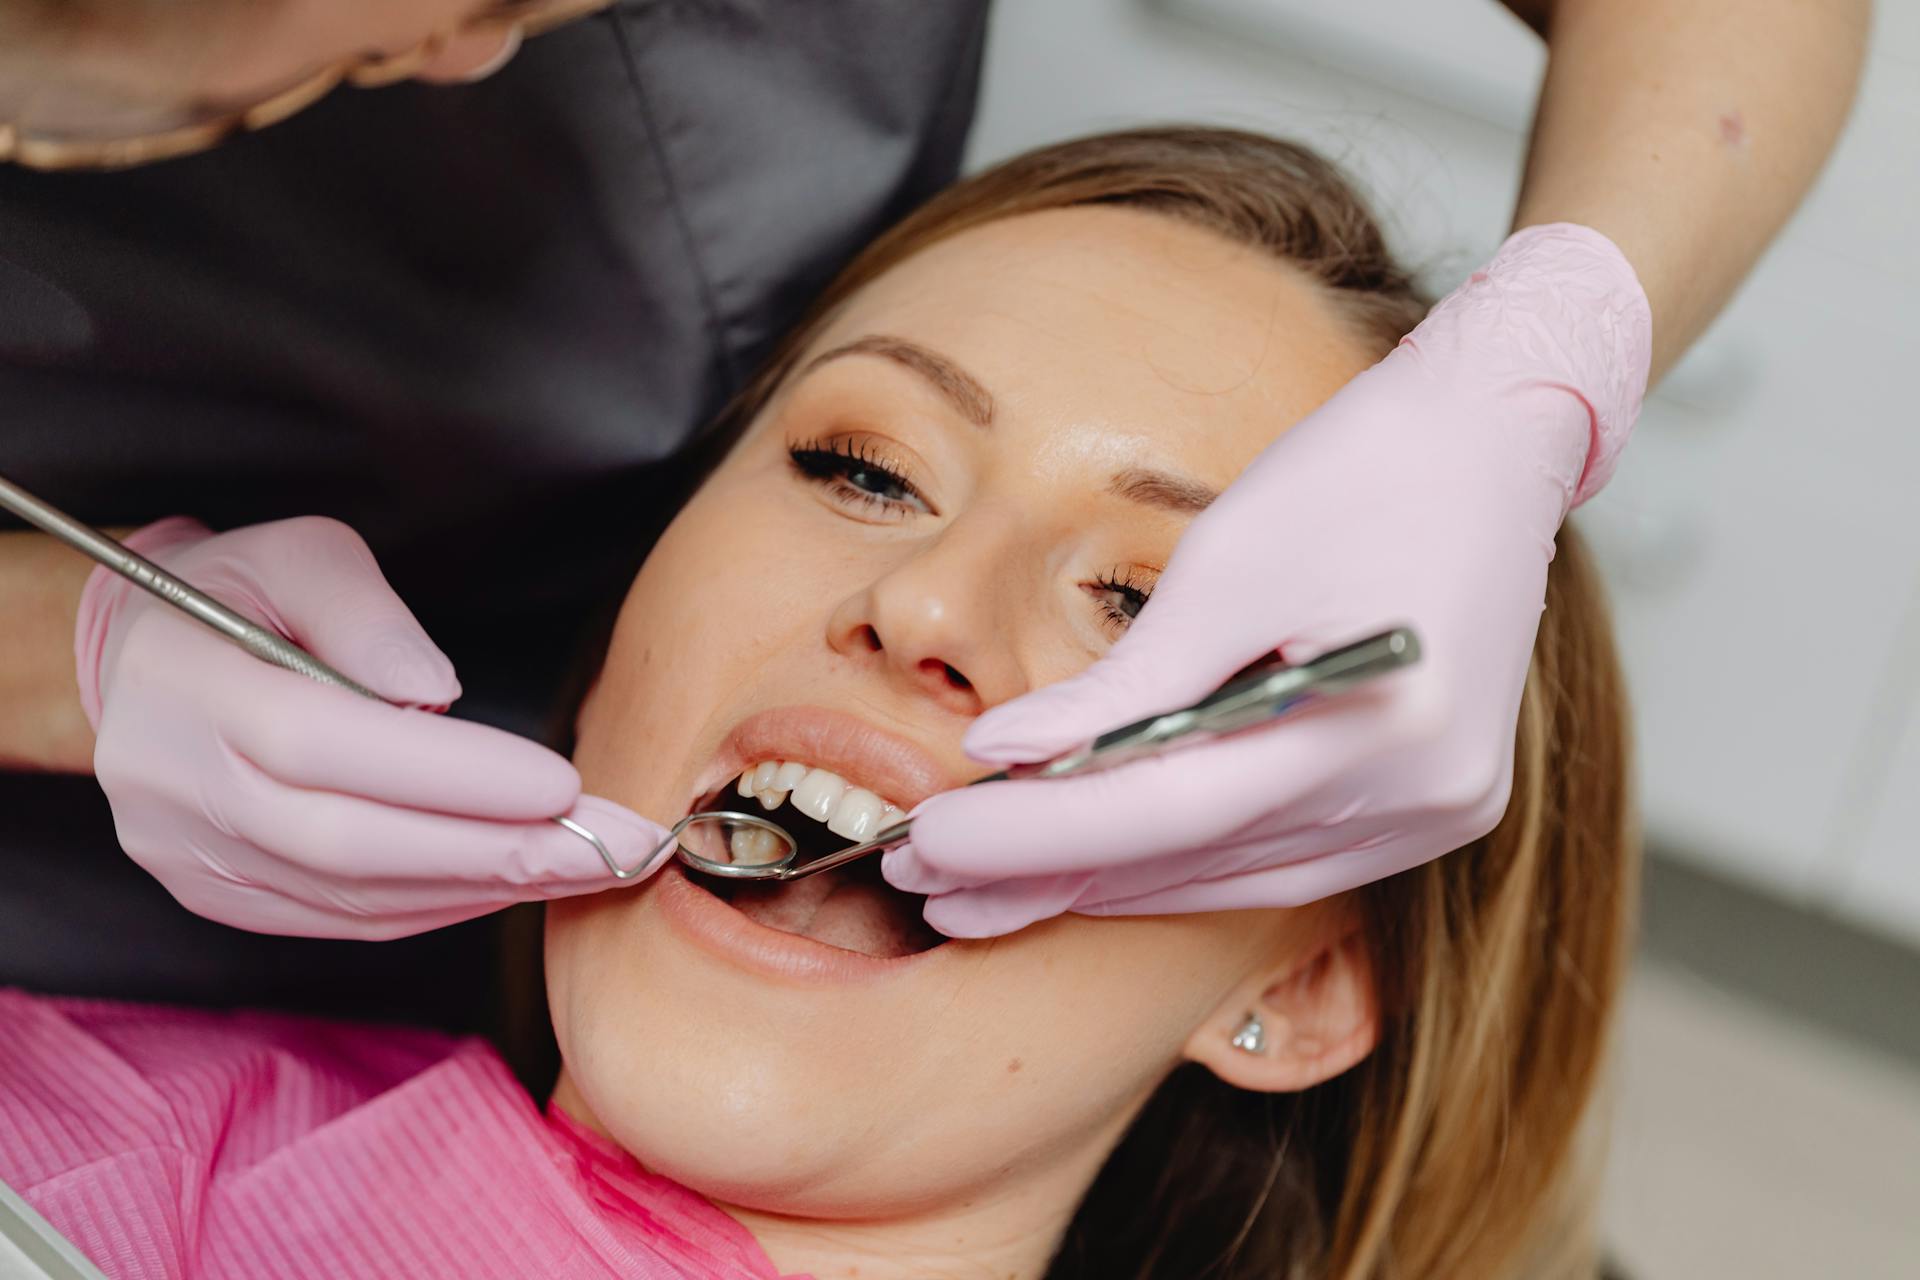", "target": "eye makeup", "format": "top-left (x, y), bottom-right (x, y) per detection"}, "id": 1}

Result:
top-left (787, 435), bottom-right (932, 518)
top-left (1085, 564), bottom-right (1156, 637)
top-left (783, 434), bottom-right (1160, 637)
